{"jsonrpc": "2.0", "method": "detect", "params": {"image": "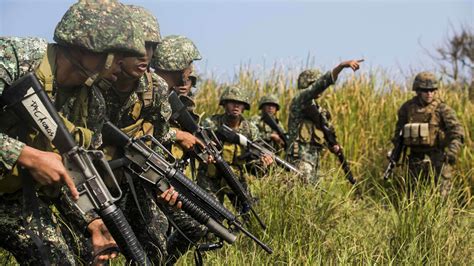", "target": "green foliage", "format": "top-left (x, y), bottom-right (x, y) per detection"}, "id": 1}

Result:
top-left (2, 69), bottom-right (472, 264)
